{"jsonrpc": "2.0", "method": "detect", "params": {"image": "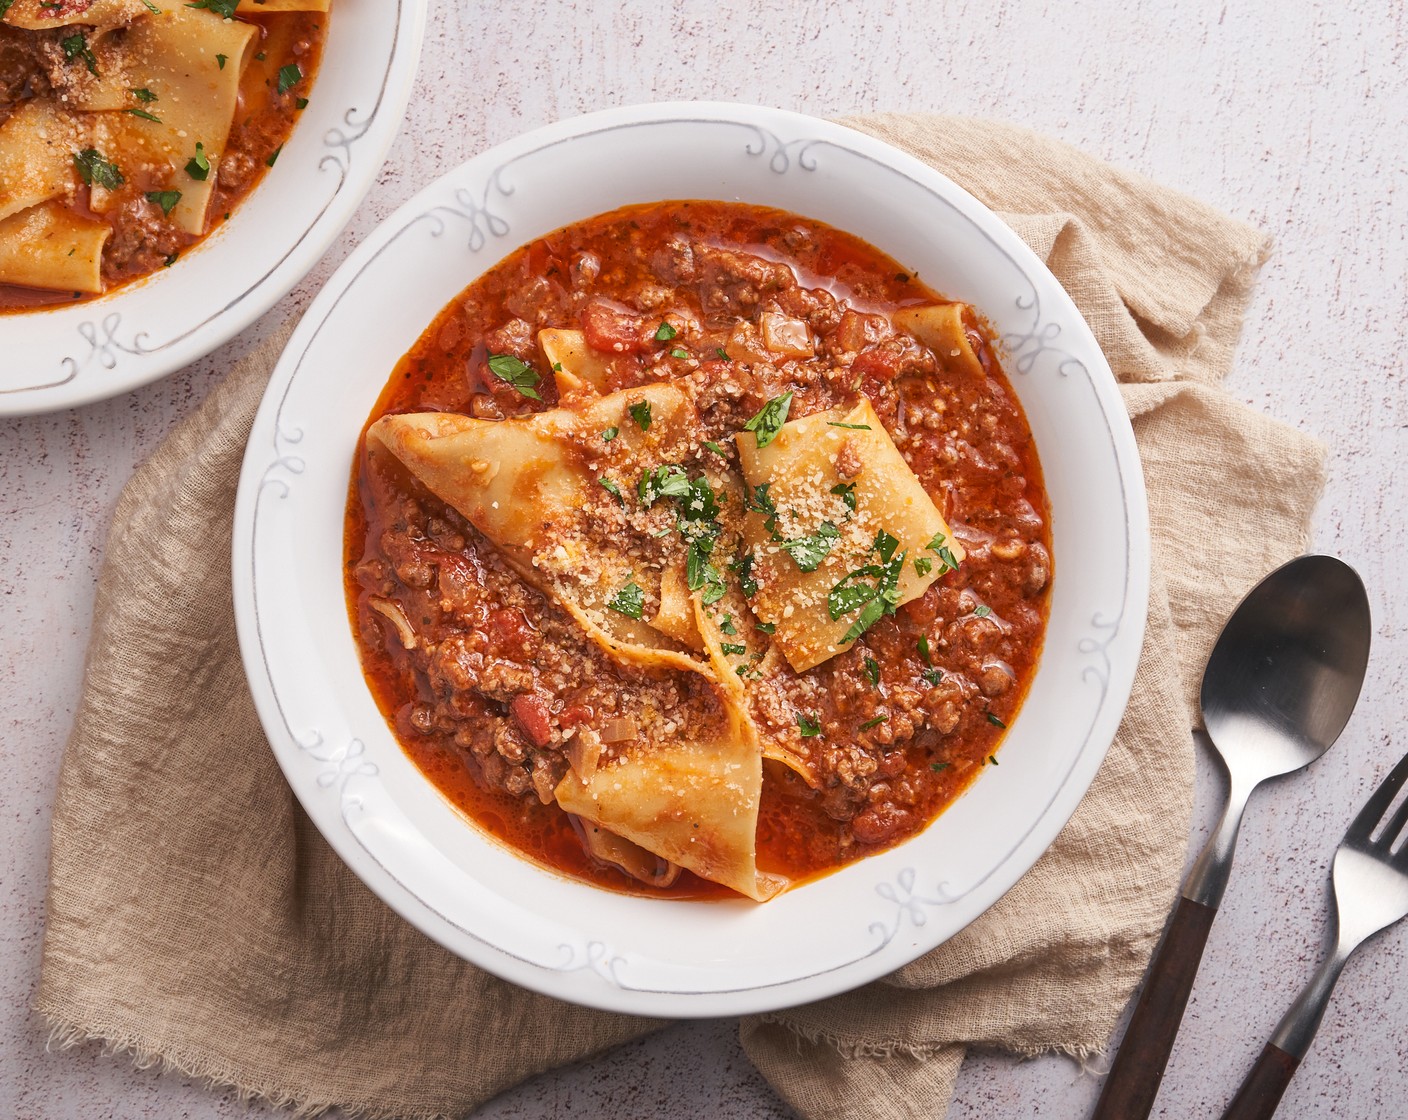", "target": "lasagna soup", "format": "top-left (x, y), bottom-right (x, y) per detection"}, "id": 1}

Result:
top-left (347, 202), bottom-right (1052, 902)
top-left (0, 0), bottom-right (328, 311)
